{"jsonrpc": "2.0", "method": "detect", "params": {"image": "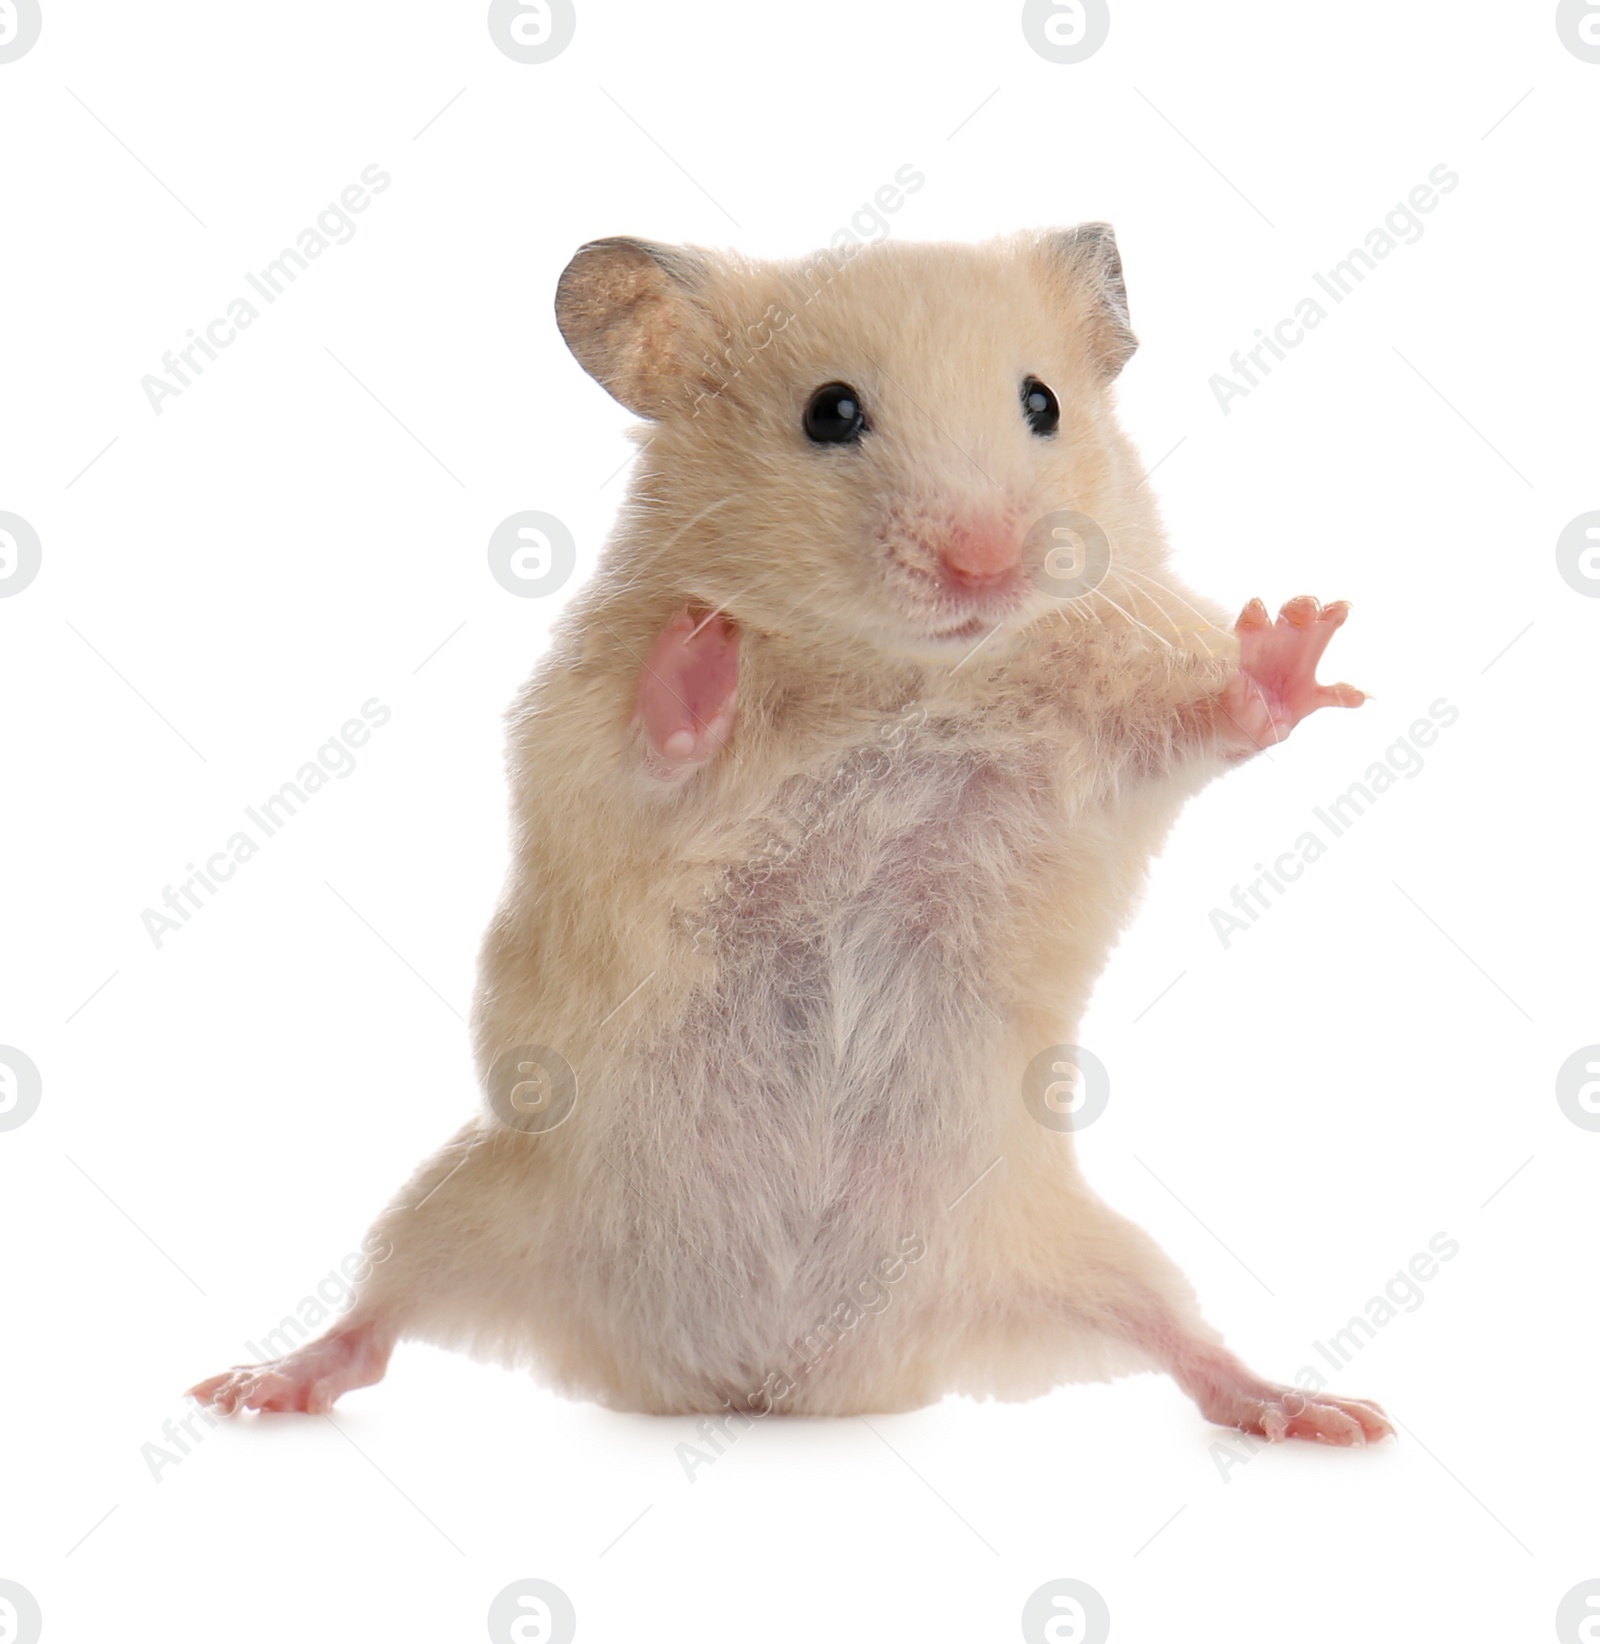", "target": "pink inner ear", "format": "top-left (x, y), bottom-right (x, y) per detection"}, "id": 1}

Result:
top-left (635, 605), bottom-right (740, 771)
